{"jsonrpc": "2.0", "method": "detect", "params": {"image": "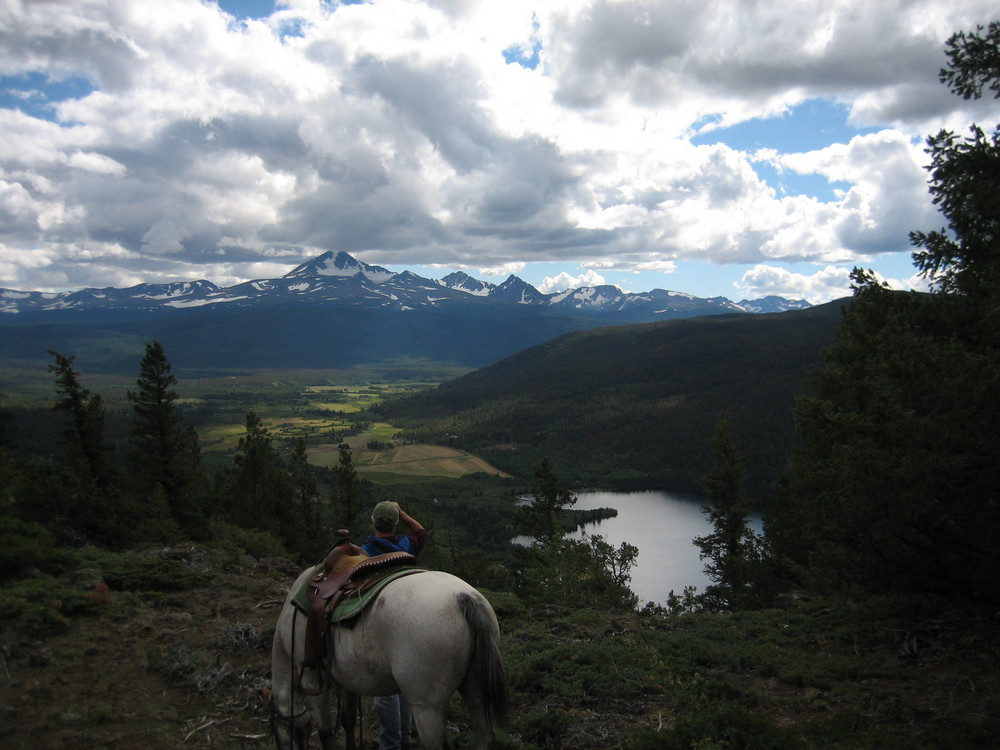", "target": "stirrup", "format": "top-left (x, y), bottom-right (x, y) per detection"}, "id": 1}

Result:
top-left (297, 664), bottom-right (325, 696)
